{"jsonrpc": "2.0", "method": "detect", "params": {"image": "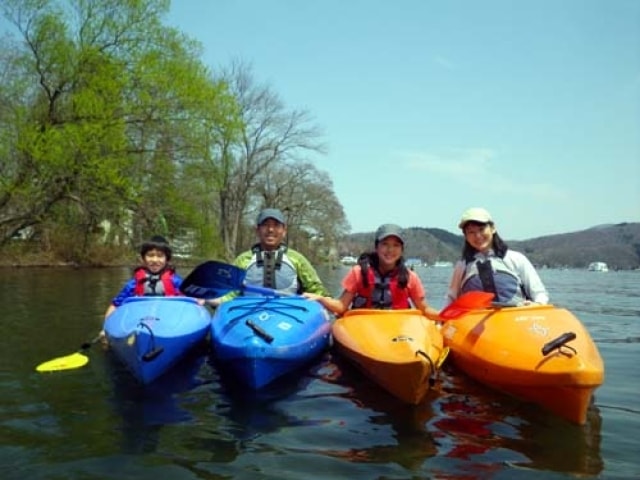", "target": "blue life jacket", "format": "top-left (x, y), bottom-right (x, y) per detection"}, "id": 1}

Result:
top-left (460, 257), bottom-right (527, 304)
